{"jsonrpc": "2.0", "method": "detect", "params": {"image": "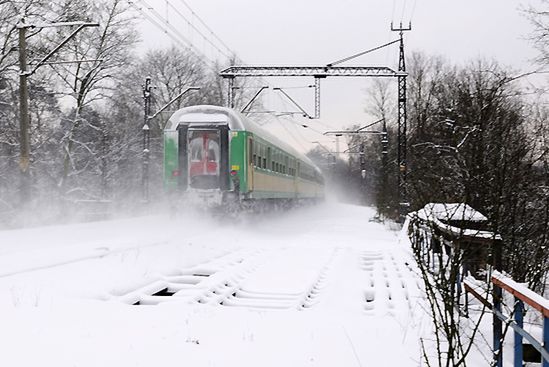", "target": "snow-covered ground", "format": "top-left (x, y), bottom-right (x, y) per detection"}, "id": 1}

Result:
top-left (0, 202), bottom-right (431, 366)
